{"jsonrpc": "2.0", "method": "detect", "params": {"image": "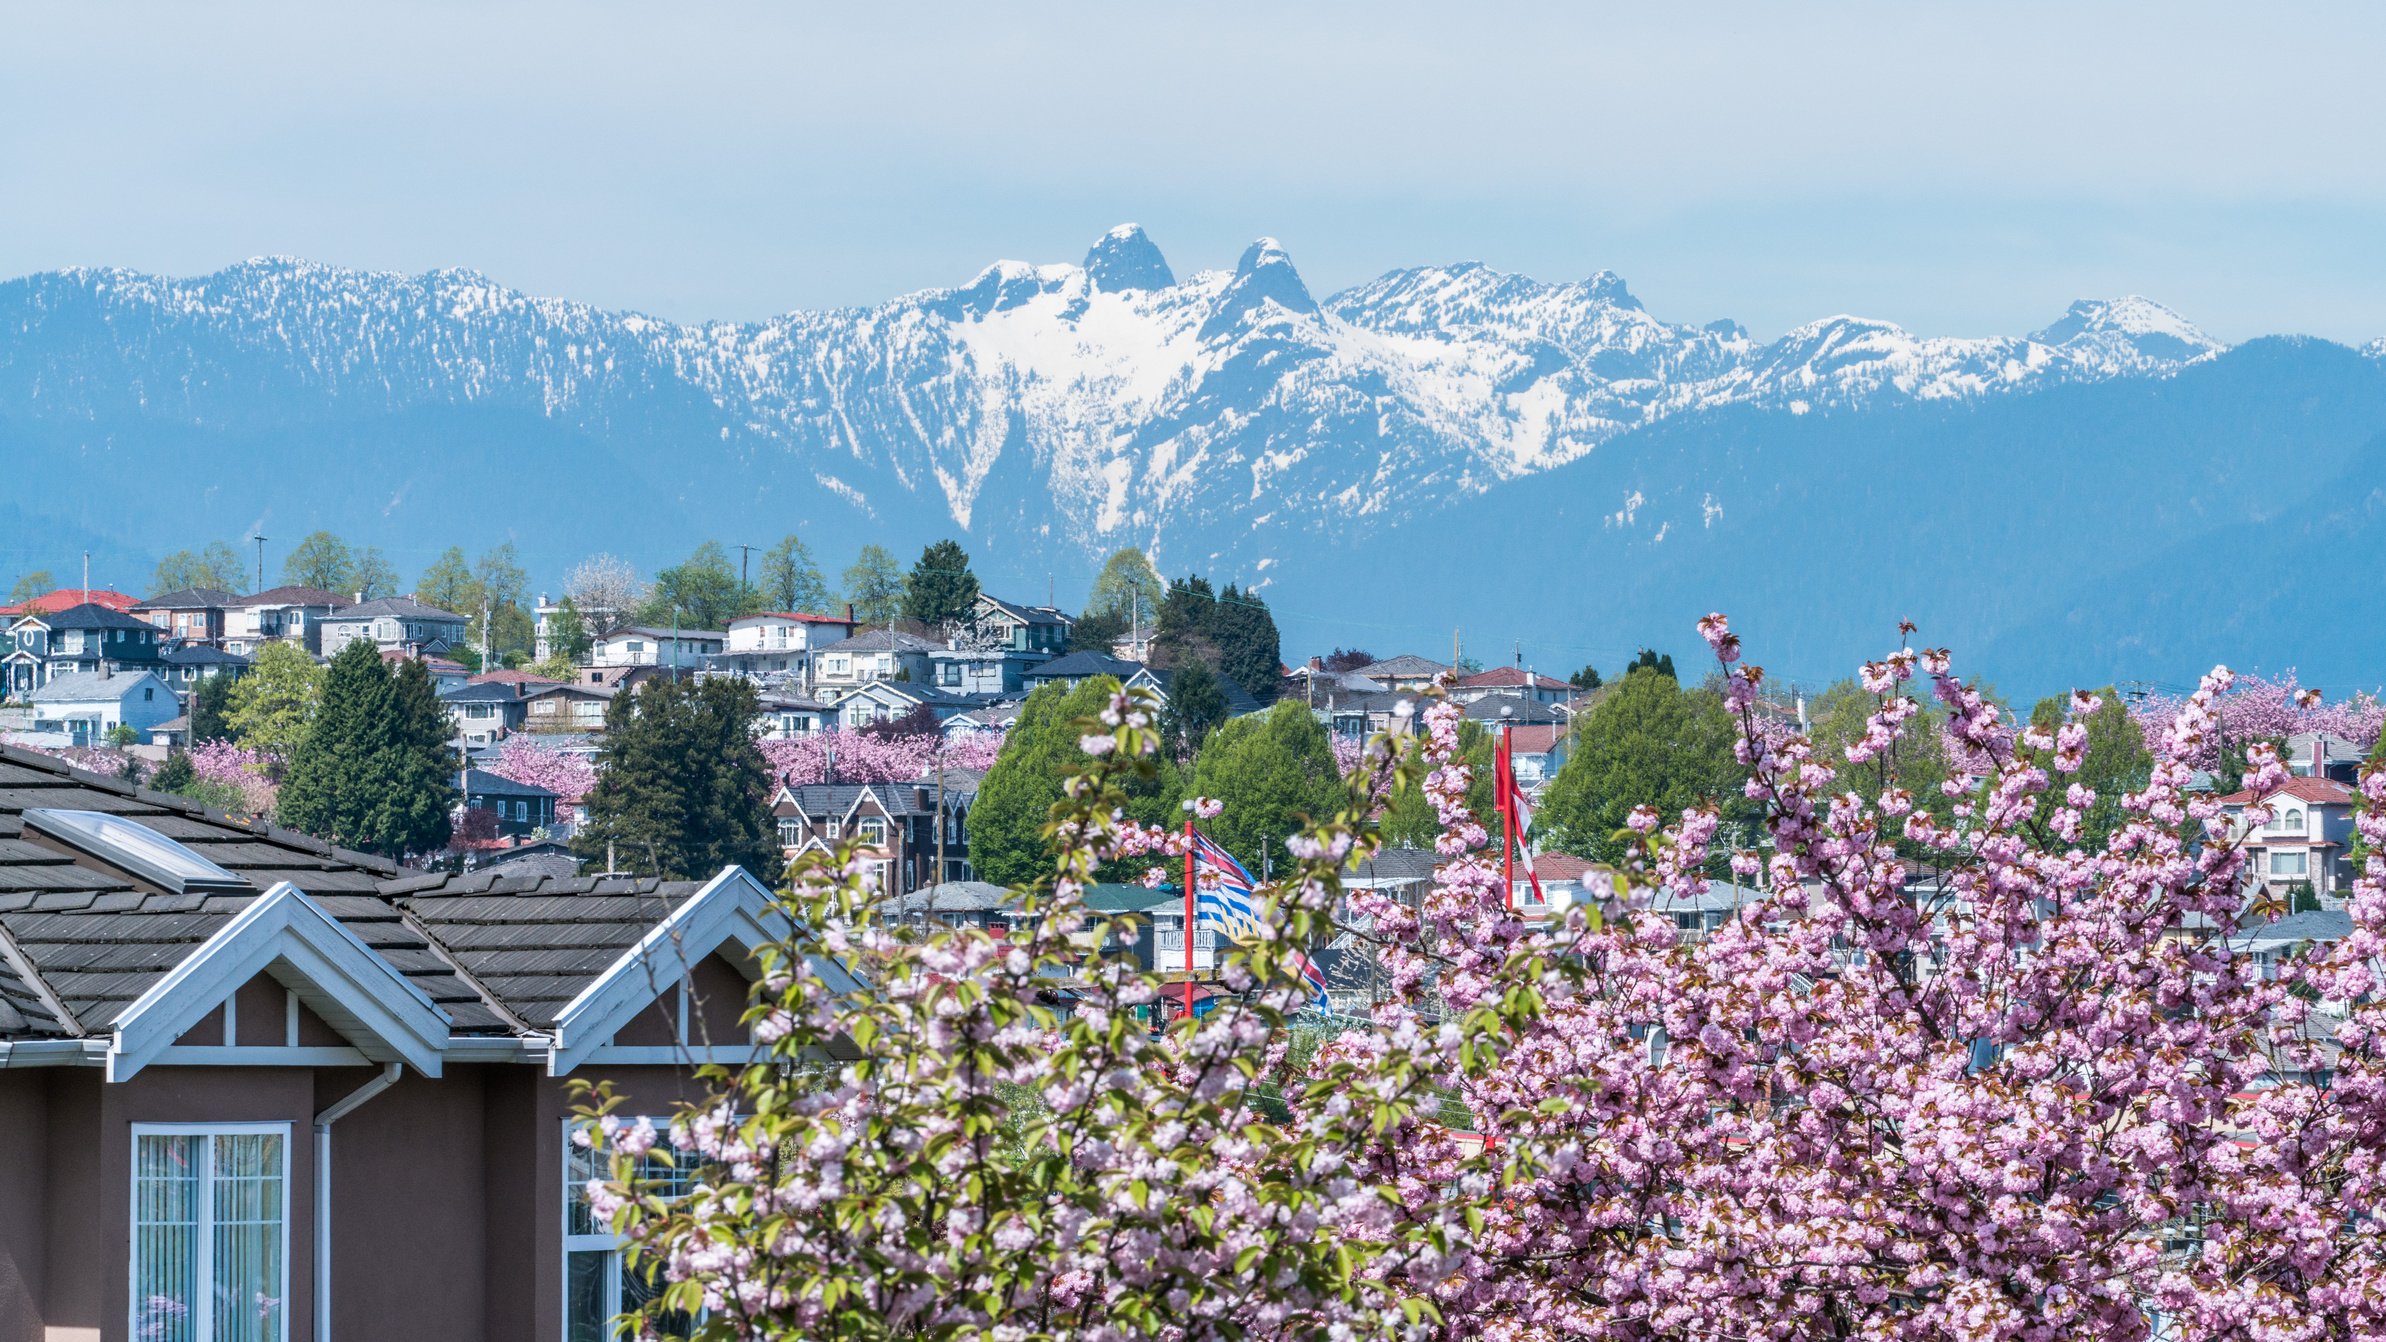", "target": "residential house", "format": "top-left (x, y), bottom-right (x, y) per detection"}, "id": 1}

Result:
top-left (0, 743), bottom-right (858, 1342)
top-left (159, 644), bottom-right (251, 695)
top-left (834, 680), bottom-right (989, 729)
top-left (531, 593), bottom-right (633, 661)
top-left (771, 780), bottom-right (972, 893)
top-left (926, 646), bottom-right (1016, 696)
top-left (4, 602), bottom-right (167, 695)
top-left (1021, 650), bottom-right (1145, 691)
top-left (879, 880), bottom-right (1014, 932)
top-left (0, 586), bottom-right (140, 617)
top-left (393, 651), bottom-right (473, 693)
top-left (440, 682), bottom-right (534, 746)
top-left (2227, 908), bottom-right (2354, 980)
top-left (945, 699), bottom-right (1026, 734)
top-left (1310, 686), bottom-right (1410, 741)
top-left (1462, 694), bottom-right (1565, 726)
top-left (131, 587), bottom-right (241, 647)
top-left (581, 663), bottom-right (671, 695)
top-left (1352, 654), bottom-right (1451, 693)
top-left (945, 595), bottom-right (1072, 690)
top-left (320, 596), bottom-right (471, 660)
top-left (523, 682), bottom-right (616, 735)
top-left (713, 611), bottom-right (859, 679)
top-left (809, 629), bottom-right (939, 701)
top-left (1505, 722), bottom-right (1571, 788)
top-left (2285, 731), bottom-right (2367, 784)
top-left (2218, 770), bottom-right (2363, 904)
top-left (225, 586), bottom-right (349, 655)
top-left (589, 625), bottom-right (725, 669)
top-left (1452, 666), bottom-right (1572, 707)
top-left (755, 691), bottom-right (836, 739)
top-left (25, 668), bottom-right (180, 745)
top-left (461, 767), bottom-right (558, 836)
